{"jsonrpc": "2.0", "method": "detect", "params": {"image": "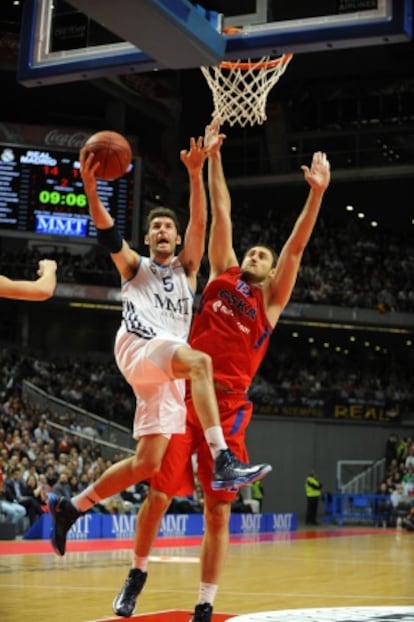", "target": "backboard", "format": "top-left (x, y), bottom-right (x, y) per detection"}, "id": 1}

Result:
top-left (17, 0), bottom-right (413, 86)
